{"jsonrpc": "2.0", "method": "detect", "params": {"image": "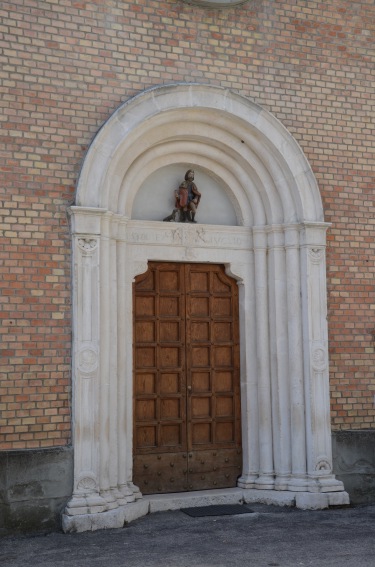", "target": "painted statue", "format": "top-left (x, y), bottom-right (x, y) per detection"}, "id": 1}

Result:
top-left (164, 169), bottom-right (202, 223)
